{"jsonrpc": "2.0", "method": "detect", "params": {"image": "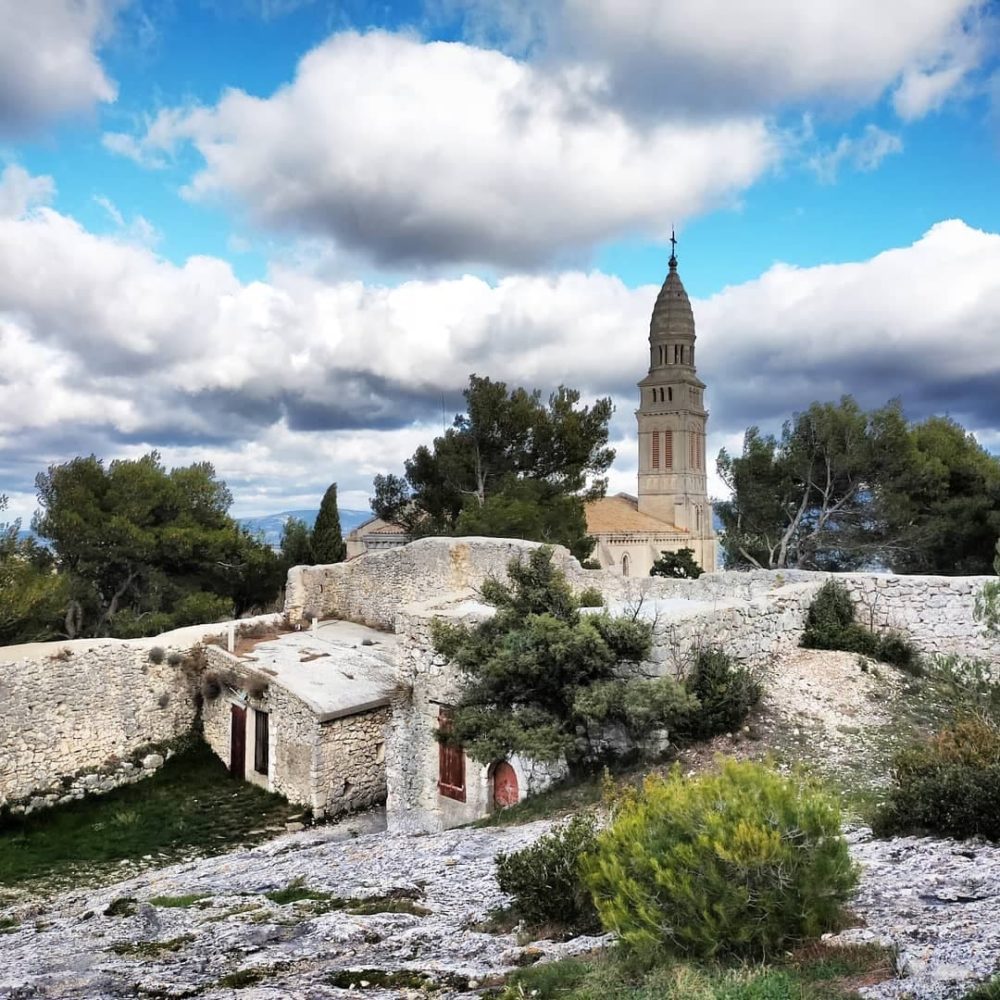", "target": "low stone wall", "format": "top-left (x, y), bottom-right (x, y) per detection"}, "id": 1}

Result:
top-left (202, 645), bottom-right (389, 818)
top-left (0, 642), bottom-right (197, 812)
top-left (287, 536), bottom-right (999, 661)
